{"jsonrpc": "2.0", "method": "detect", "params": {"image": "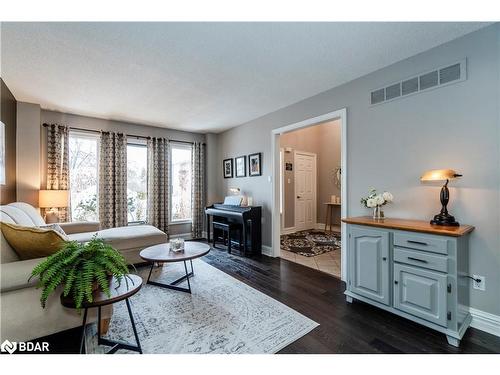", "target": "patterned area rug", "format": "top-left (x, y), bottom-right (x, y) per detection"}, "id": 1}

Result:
top-left (85, 259), bottom-right (318, 354)
top-left (281, 230), bottom-right (341, 257)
